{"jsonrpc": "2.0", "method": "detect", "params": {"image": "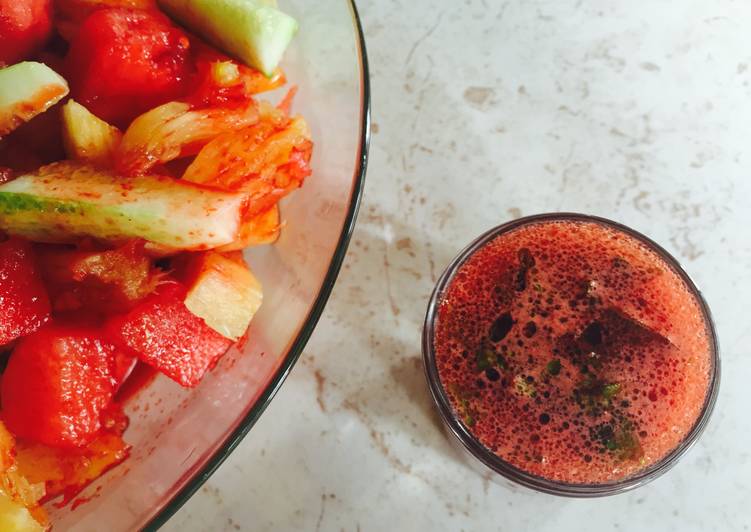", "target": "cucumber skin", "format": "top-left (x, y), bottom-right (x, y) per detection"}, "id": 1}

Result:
top-left (0, 163), bottom-right (247, 250)
top-left (0, 62), bottom-right (69, 137)
top-left (158, 0), bottom-right (298, 77)
top-left (0, 192), bottom-right (161, 244)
